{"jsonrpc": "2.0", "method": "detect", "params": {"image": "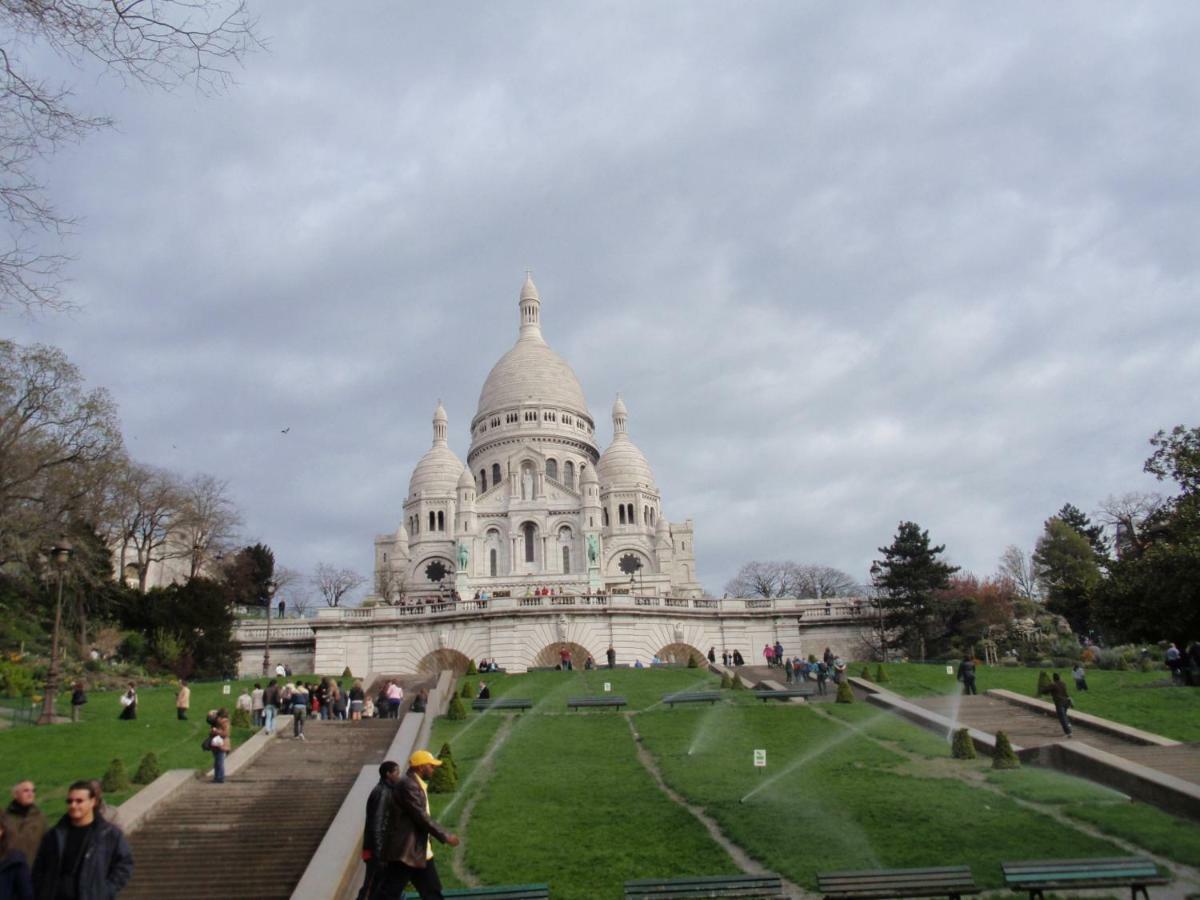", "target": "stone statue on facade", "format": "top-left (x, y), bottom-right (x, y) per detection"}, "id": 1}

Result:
top-left (457, 541), bottom-right (469, 572)
top-left (587, 533), bottom-right (599, 565)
